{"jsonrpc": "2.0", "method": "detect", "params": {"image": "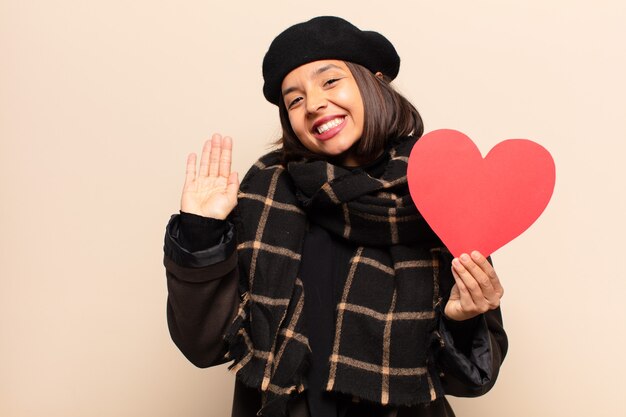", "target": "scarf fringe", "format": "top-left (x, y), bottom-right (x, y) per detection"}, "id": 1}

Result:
top-left (227, 328), bottom-right (311, 417)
